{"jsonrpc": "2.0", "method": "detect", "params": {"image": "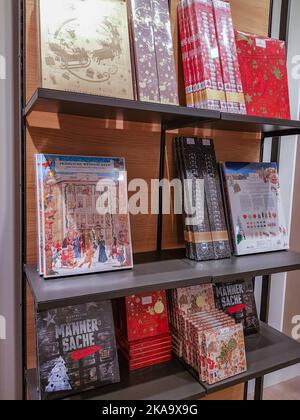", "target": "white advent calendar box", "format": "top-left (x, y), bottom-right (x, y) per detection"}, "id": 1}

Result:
top-left (222, 162), bottom-right (289, 256)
